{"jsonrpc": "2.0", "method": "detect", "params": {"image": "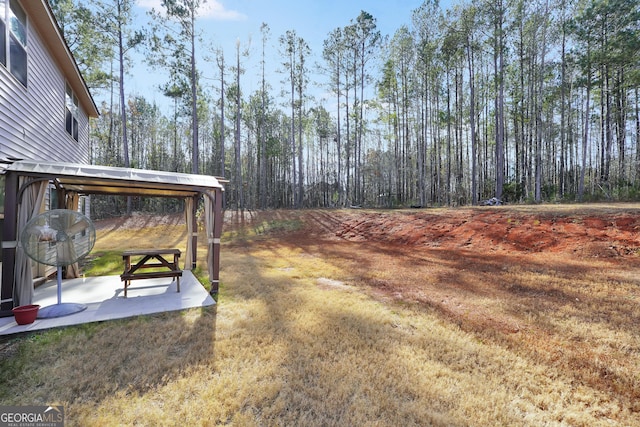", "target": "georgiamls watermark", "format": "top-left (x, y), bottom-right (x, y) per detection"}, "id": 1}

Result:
top-left (0, 406), bottom-right (64, 427)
